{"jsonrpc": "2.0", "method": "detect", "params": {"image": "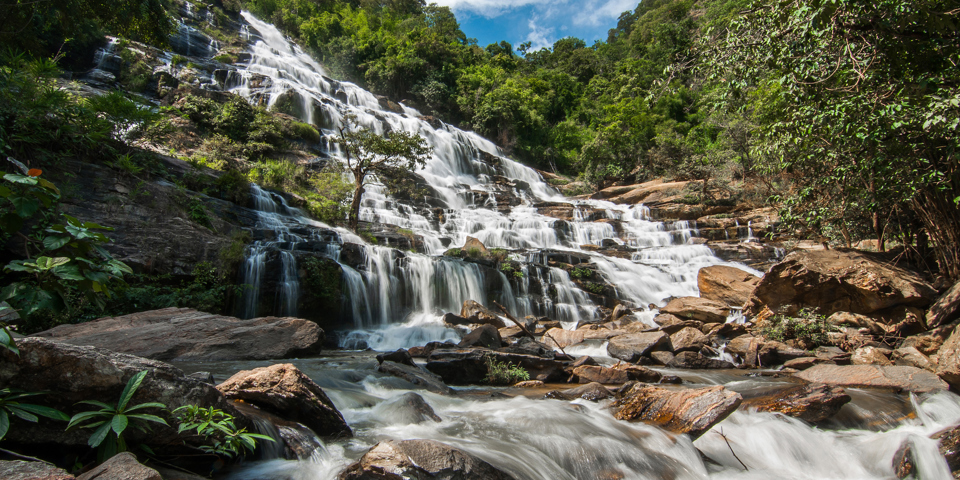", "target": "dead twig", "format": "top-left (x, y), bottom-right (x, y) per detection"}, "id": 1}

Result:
top-left (492, 301), bottom-right (552, 352)
top-left (718, 428), bottom-right (749, 471)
